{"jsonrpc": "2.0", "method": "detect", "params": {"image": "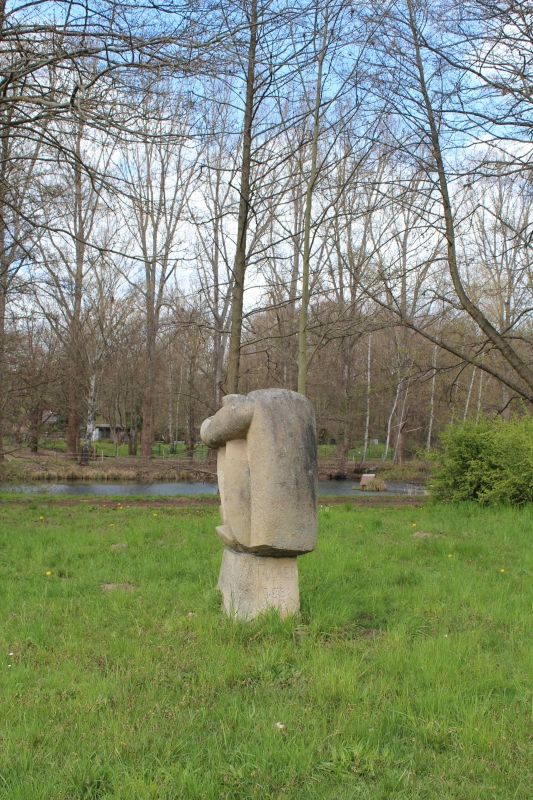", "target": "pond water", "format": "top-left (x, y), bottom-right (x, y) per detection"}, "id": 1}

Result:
top-left (0, 481), bottom-right (426, 497)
